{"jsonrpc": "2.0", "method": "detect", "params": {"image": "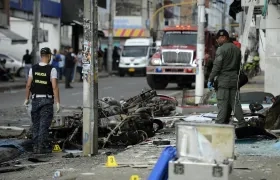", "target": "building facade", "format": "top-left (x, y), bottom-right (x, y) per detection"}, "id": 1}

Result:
top-left (0, 0), bottom-right (27, 47)
top-left (101, 0), bottom-right (150, 49)
top-left (0, 0), bottom-right (61, 59)
top-left (61, 0), bottom-right (106, 52)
